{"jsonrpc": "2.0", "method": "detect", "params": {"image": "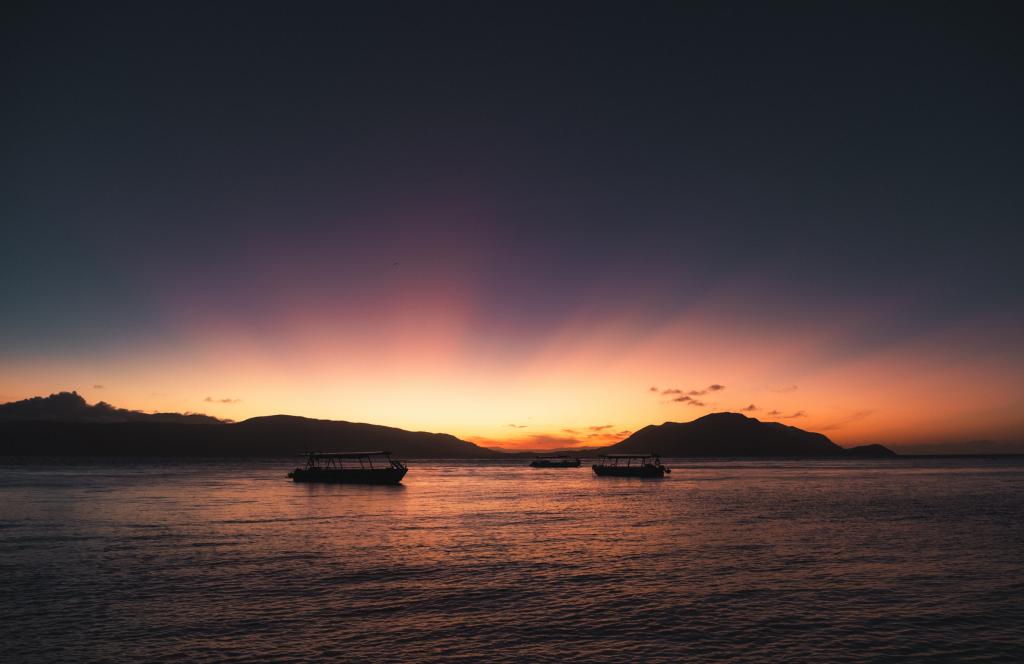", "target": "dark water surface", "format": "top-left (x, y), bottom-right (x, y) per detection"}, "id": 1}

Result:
top-left (1, 458), bottom-right (1022, 662)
